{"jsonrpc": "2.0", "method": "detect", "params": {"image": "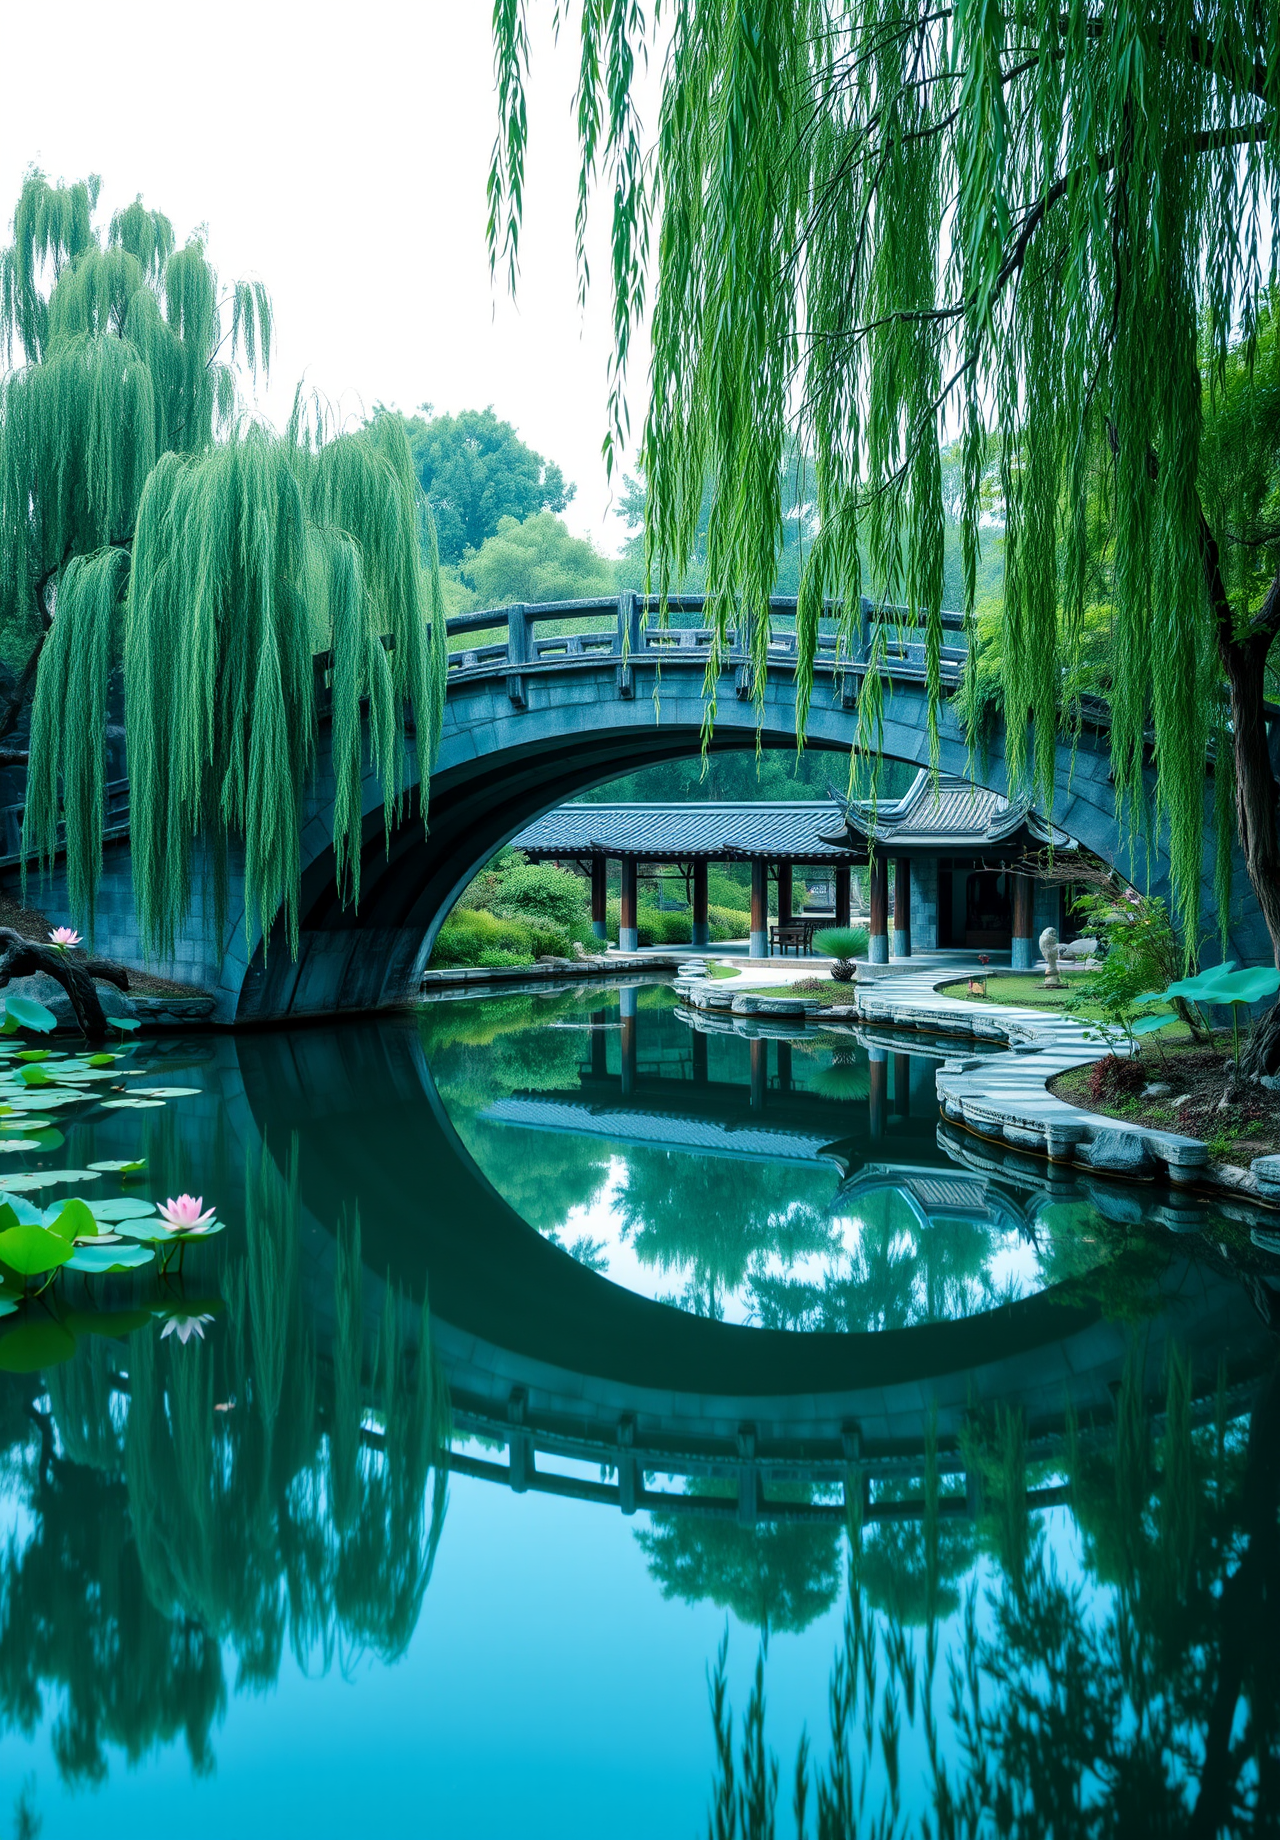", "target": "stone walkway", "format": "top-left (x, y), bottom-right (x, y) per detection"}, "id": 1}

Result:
top-left (677, 955), bottom-right (1267, 1197)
